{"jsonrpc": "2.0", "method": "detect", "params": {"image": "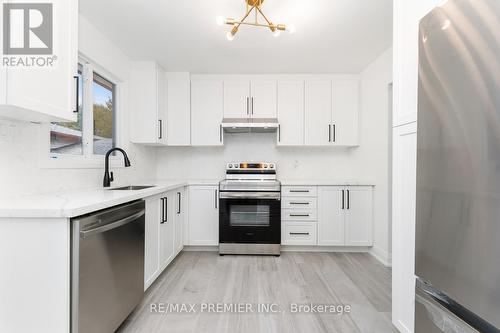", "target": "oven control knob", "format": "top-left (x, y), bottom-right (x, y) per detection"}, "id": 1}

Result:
top-left (228, 164), bottom-right (232, 168)
top-left (234, 163), bottom-right (239, 168)
top-left (270, 164), bottom-right (275, 169)
top-left (264, 164), bottom-right (268, 168)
